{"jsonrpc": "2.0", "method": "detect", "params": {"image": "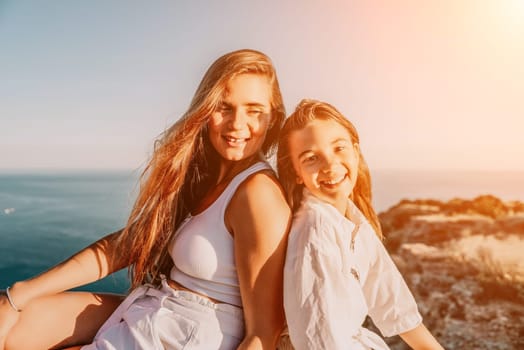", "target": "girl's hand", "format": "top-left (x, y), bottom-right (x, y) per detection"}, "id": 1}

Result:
top-left (399, 323), bottom-right (445, 350)
top-left (0, 292), bottom-right (21, 350)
